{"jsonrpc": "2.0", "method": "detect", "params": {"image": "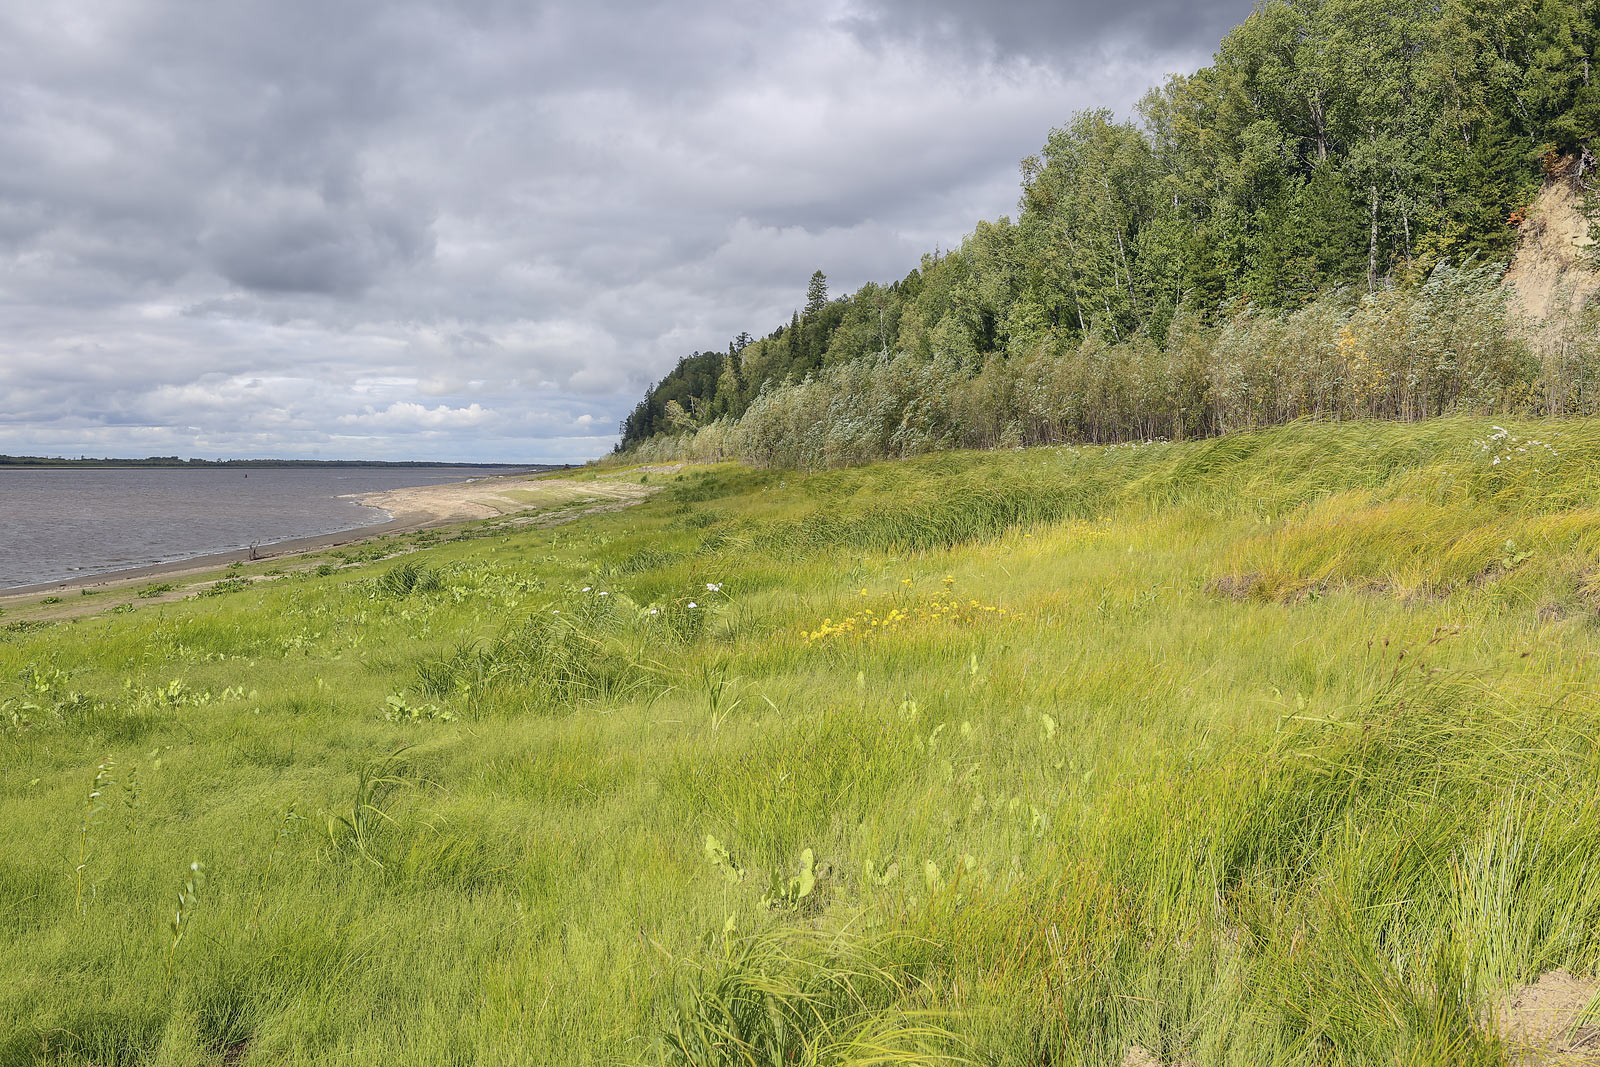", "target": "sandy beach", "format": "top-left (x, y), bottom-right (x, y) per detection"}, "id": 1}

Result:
top-left (0, 467), bottom-right (666, 605)
top-left (352, 467), bottom-right (658, 524)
